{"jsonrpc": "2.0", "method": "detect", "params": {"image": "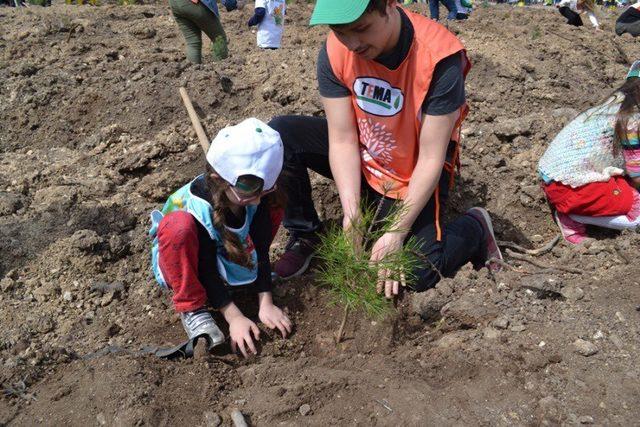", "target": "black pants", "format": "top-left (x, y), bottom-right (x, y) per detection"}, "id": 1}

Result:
top-left (559, 6), bottom-right (584, 27)
top-left (268, 115), bottom-right (486, 292)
